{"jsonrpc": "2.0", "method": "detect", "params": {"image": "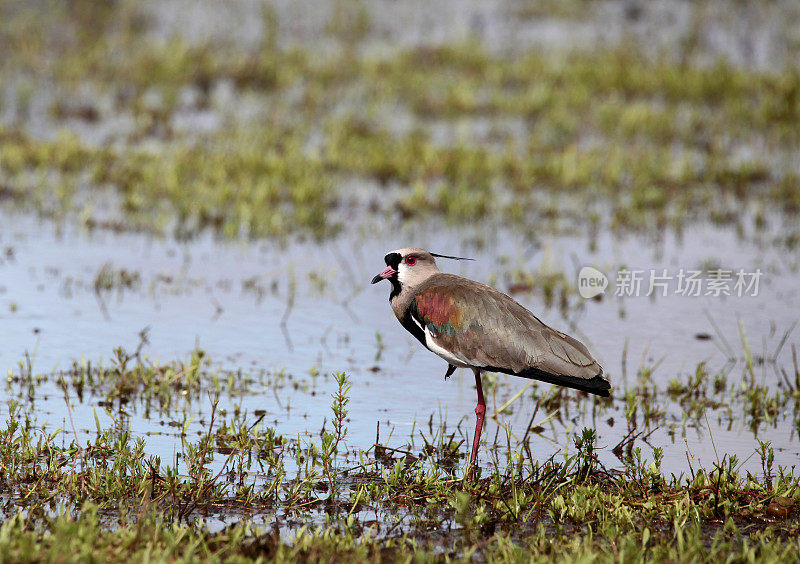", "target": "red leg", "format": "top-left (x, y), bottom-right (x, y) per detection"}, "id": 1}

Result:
top-left (470, 369), bottom-right (485, 468)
